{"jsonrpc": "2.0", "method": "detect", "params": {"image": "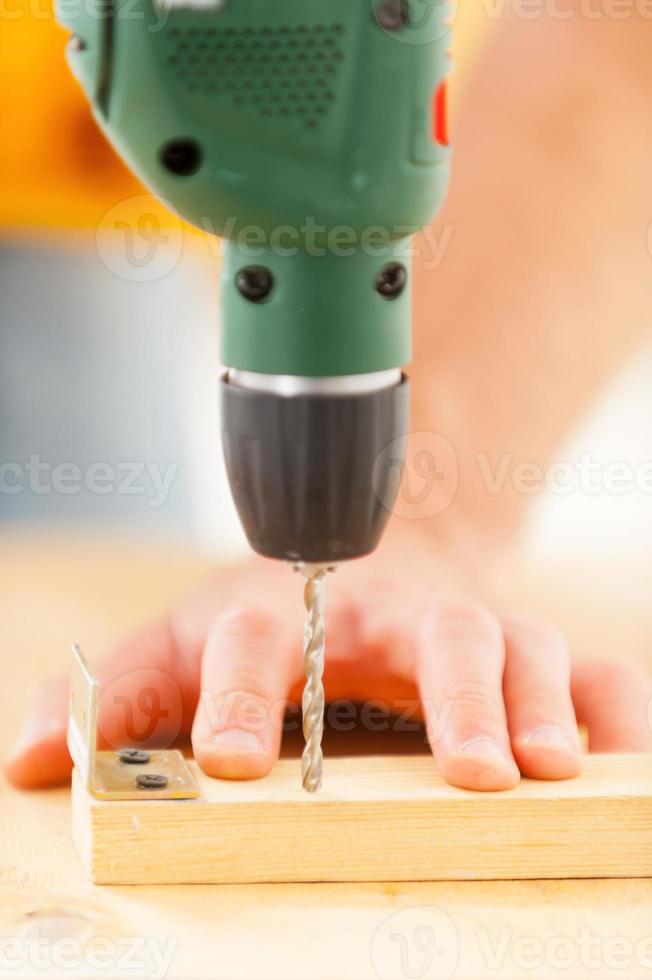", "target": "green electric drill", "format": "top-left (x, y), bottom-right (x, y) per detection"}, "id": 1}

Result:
top-left (57, 0), bottom-right (451, 790)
